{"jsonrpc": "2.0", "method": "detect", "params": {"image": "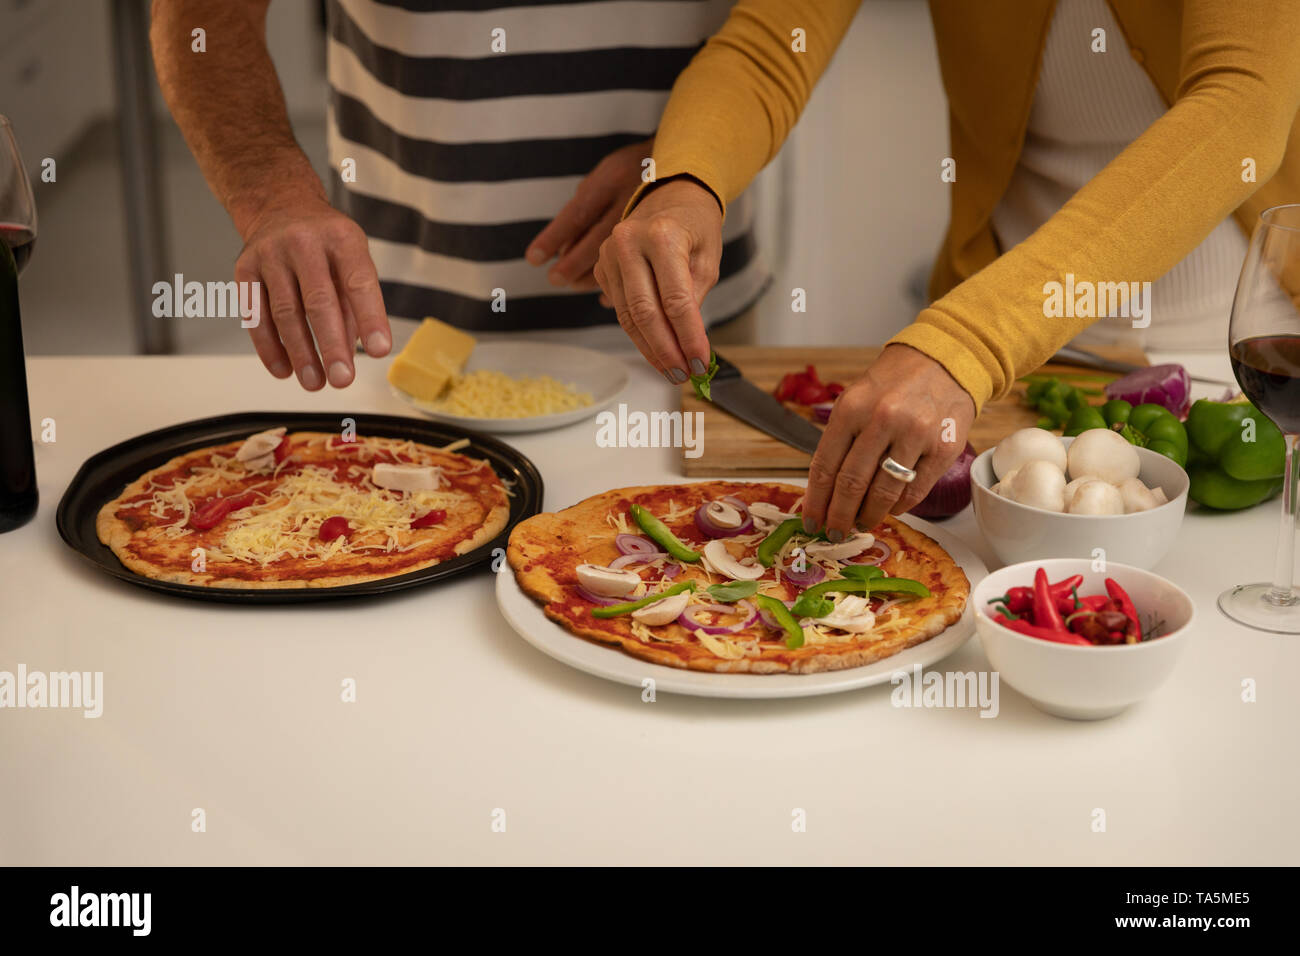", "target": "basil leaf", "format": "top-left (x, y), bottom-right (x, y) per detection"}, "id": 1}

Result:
top-left (690, 351), bottom-right (720, 402)
top-left (839, 564), bottom-right (885, 582)
top-left (707, 580), bottom-right (759, 602)
top-left (789, 592), bottom-right (833, 619)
